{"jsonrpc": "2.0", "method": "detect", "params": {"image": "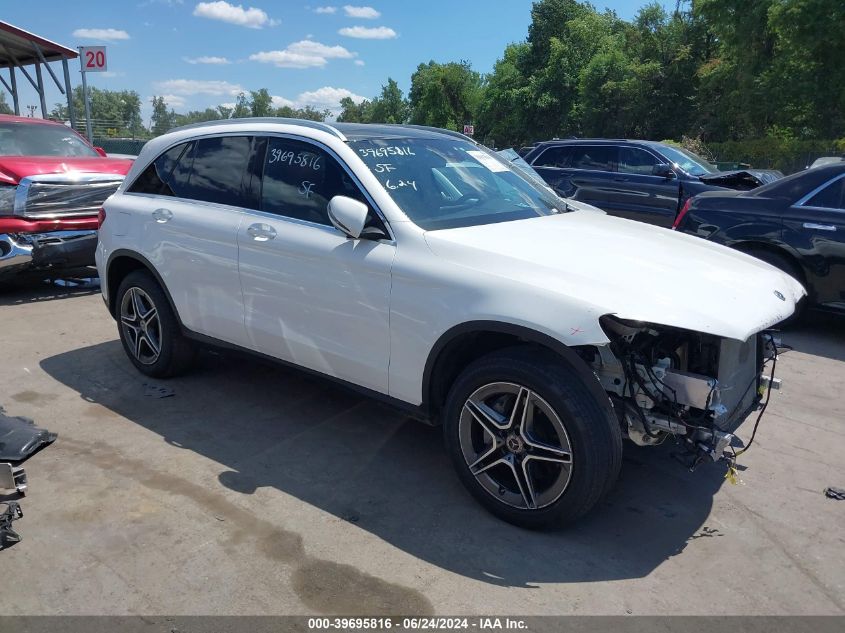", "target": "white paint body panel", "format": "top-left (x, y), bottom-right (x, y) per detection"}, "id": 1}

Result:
top-left (98, 120), bottom-right (805, 408)
top-left (237, 209), bottom-right (394, 392)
